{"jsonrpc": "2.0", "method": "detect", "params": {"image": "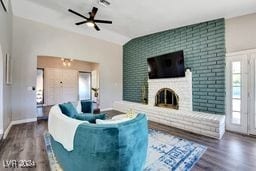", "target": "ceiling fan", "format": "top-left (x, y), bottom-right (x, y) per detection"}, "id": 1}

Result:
top-left (68, 7), bottom-right (112, 31)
